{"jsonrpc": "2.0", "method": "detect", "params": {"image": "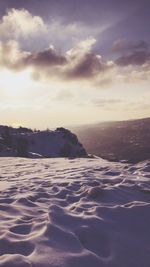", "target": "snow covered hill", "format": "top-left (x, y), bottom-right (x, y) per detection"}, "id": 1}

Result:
top-left (0, 157), bottom-right (150, 267)
top-left (0, 127), bottom-right (87, 158)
